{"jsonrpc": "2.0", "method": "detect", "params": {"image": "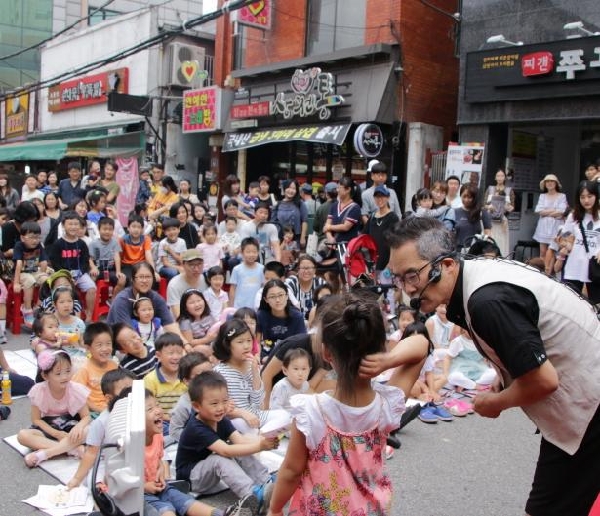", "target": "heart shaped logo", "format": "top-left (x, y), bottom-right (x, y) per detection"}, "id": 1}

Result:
top-left (291, 68), bottom-right (320, 95)
top-left (181, 60), bottom-right (198, 83)
top-left (248, 1), bottom-right (265, 16)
